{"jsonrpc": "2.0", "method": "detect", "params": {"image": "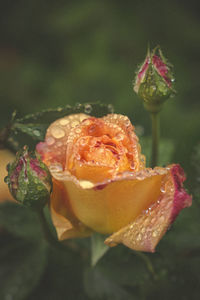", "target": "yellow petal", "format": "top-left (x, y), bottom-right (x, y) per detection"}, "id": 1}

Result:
top-left (50, 178), bottom-right (92, 240)
top-left (105, 165), bottom-right (192, 252)
top-left (50, 166), bottom-right (170, 235)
